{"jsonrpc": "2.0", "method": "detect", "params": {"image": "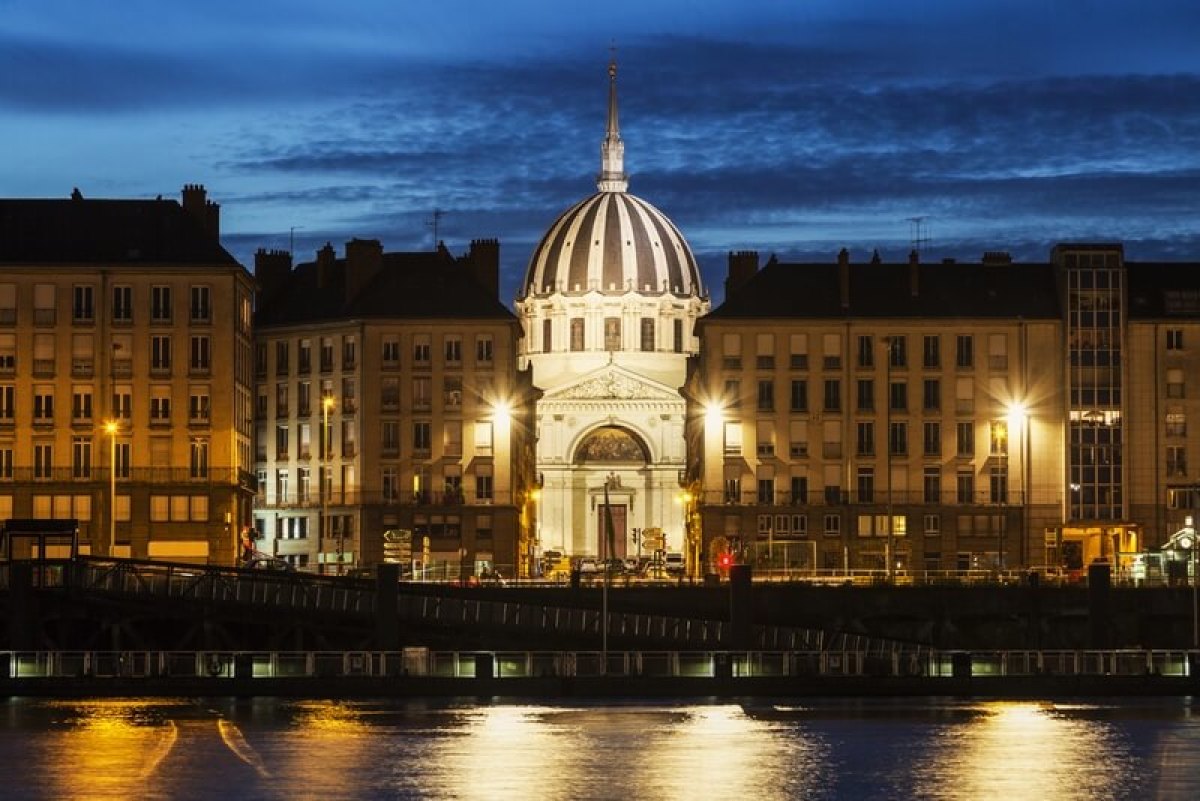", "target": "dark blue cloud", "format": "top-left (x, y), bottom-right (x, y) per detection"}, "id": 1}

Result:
top-left (1, 1), bottom-right (1197, 310)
